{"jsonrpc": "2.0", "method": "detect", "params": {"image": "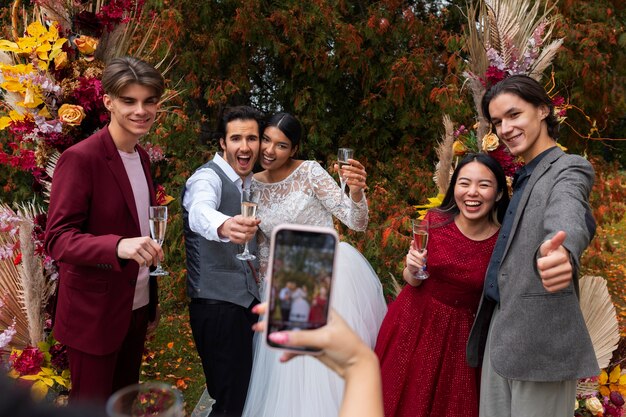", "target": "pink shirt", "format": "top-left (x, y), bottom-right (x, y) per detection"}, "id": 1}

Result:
top-left (118, 149), bottom-right (150, 310)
